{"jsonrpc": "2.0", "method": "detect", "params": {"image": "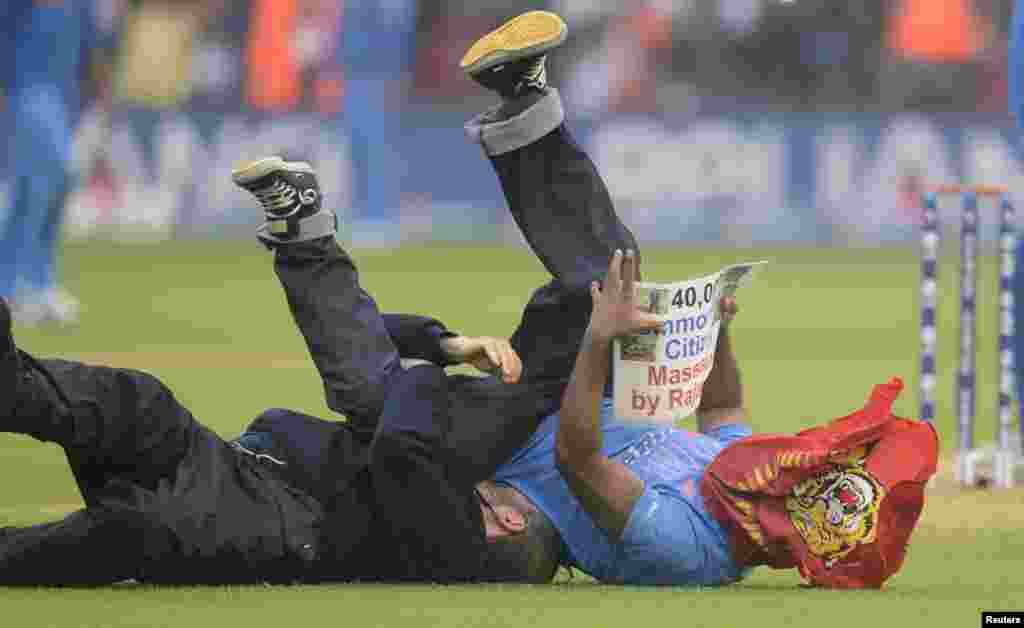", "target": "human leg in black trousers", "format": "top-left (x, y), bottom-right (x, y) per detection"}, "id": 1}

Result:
top-left (0, 510), bottom-right (149, 585)
top-left (0, 299), bottom-right (201, 584)
top-left (247, 112), bottom-right (636, 487)
top-left (237, 18), bottom-right (640, 489)
top-left (270, 238), bottom-right (403, 439)
top-left (233, 157), bottom-right (556, 487)
top-left (231, 157), bottom-right (407, 441)
top-left (444, 25), bottom-right (641, 481)
top-left (363, 15), bottom-right (641, 583)
top-left (0, 300), bottom-right (322, 586)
